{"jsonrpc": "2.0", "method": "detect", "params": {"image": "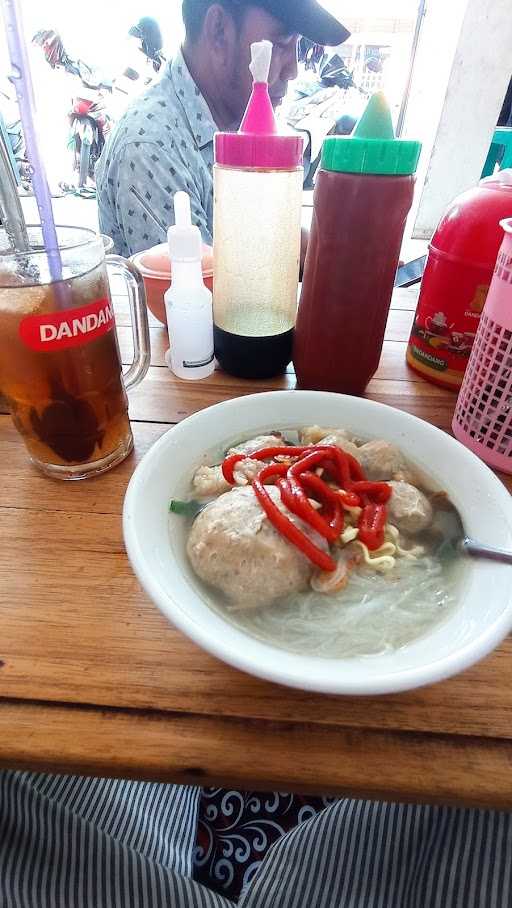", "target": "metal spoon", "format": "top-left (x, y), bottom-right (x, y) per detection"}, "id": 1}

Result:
top-left (431, 498), bottom-right (512, 565)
